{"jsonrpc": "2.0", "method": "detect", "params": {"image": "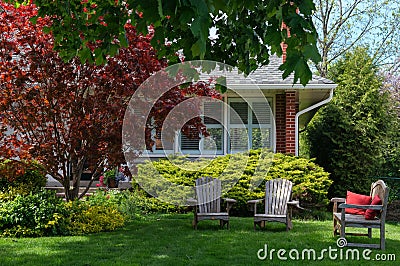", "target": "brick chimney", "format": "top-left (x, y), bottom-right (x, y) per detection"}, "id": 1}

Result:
top-left (280, 22), bottom-right (290, 63)
top-left (277, 18), bottom-right (299, 155)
